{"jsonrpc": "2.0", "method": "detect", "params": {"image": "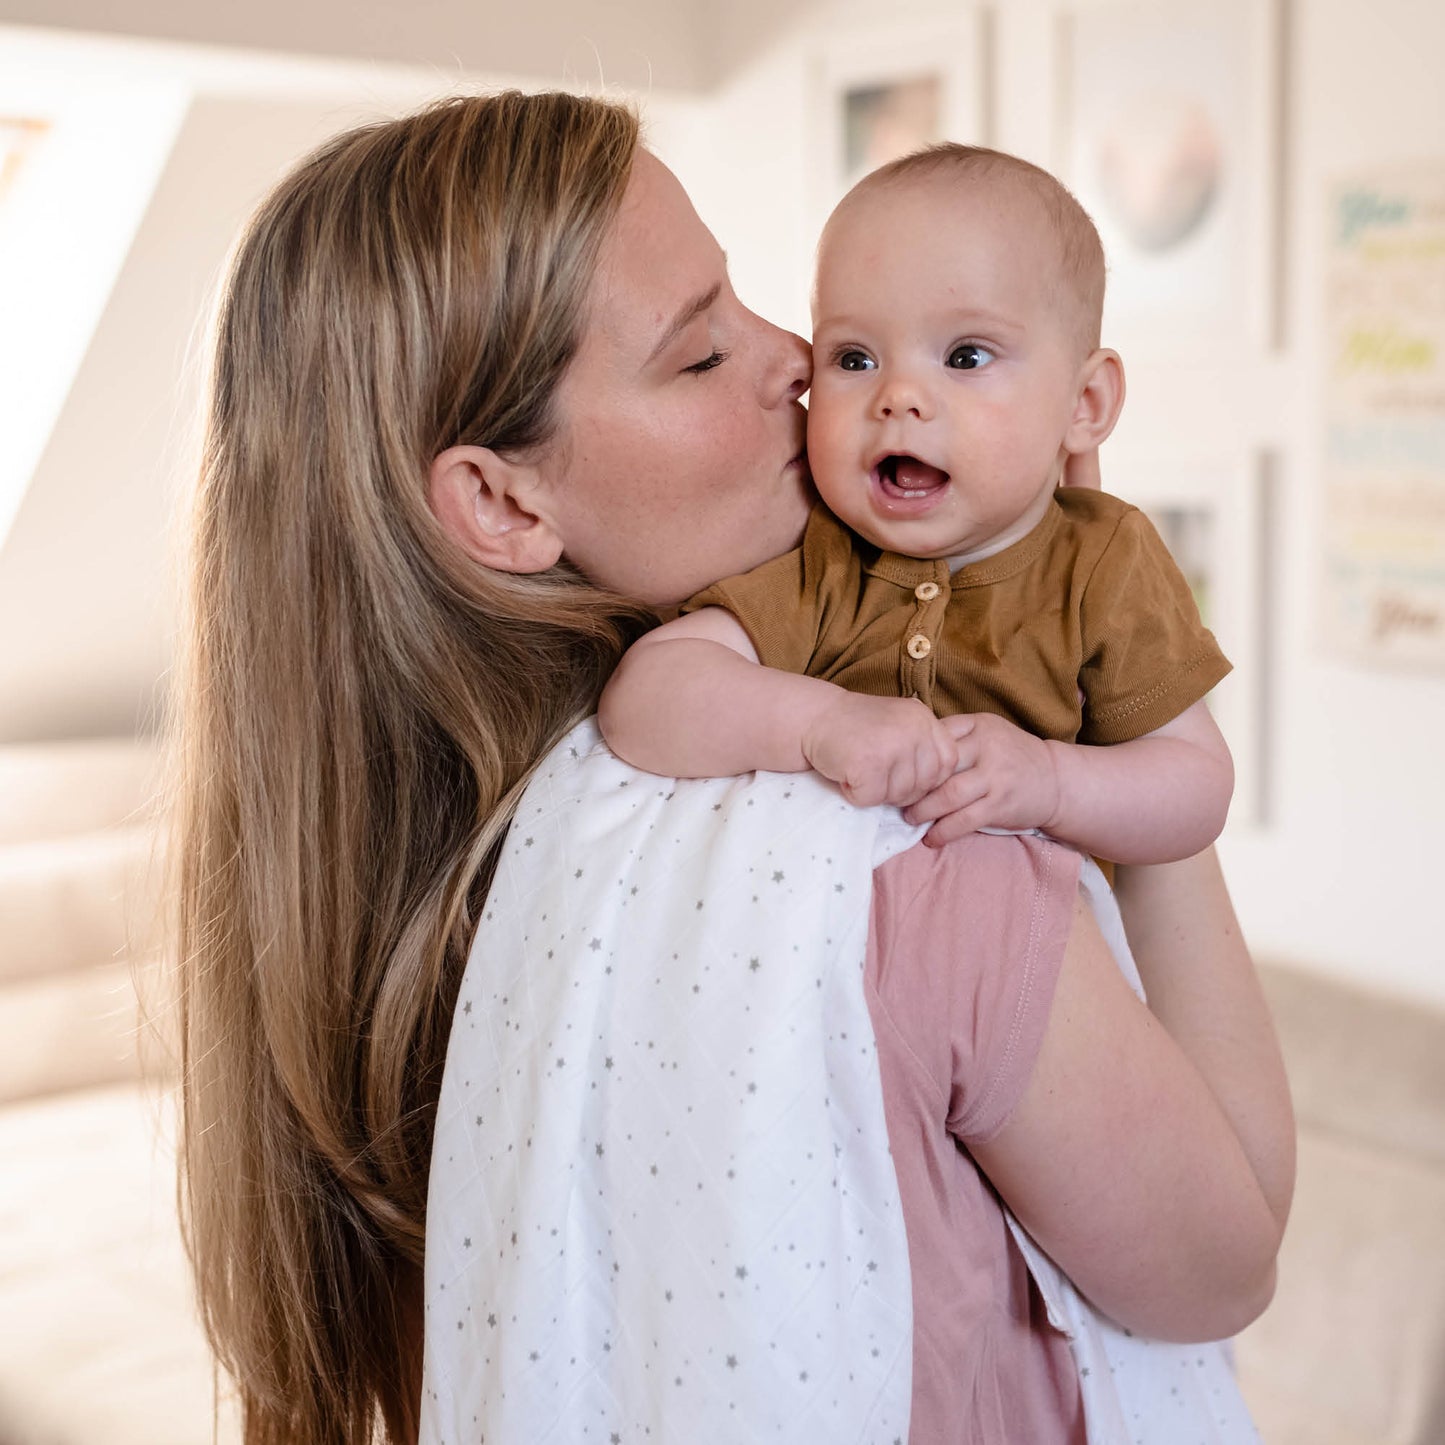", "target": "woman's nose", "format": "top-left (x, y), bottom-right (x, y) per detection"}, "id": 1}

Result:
top-left (766, 324), bottom-right (812, 404)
